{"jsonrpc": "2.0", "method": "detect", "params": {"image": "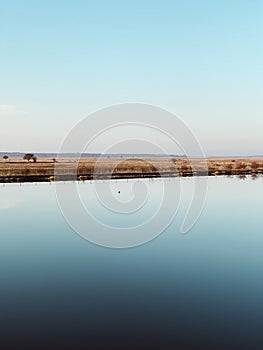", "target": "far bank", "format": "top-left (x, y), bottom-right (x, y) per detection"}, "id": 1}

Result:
top-left (0, 158), bottom-right (263, 183)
